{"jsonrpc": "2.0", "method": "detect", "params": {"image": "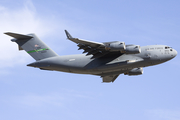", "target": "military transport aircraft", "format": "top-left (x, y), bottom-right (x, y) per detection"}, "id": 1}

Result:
top-left (5, 30), bottom-right (177, 82)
